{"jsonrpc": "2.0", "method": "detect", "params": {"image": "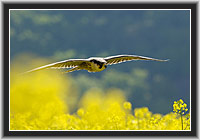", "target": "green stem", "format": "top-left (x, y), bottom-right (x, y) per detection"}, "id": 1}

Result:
top-left (184, 123), bottom-right (188, 130)
top-left (180, 113), bottom-right (183, 130)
